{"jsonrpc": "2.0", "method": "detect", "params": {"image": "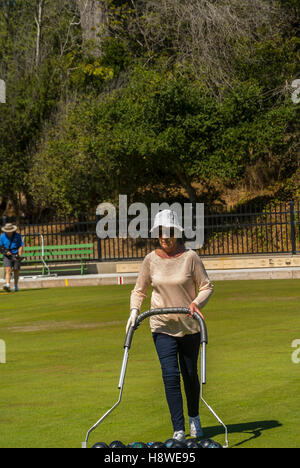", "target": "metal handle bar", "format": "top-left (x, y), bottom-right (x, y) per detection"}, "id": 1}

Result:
top-left (121, 307), bottom-right (208, 390)
top-left (83, 308), bottom-right (212, 448)
top-left (124, 307), bottom-right (208, 350)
